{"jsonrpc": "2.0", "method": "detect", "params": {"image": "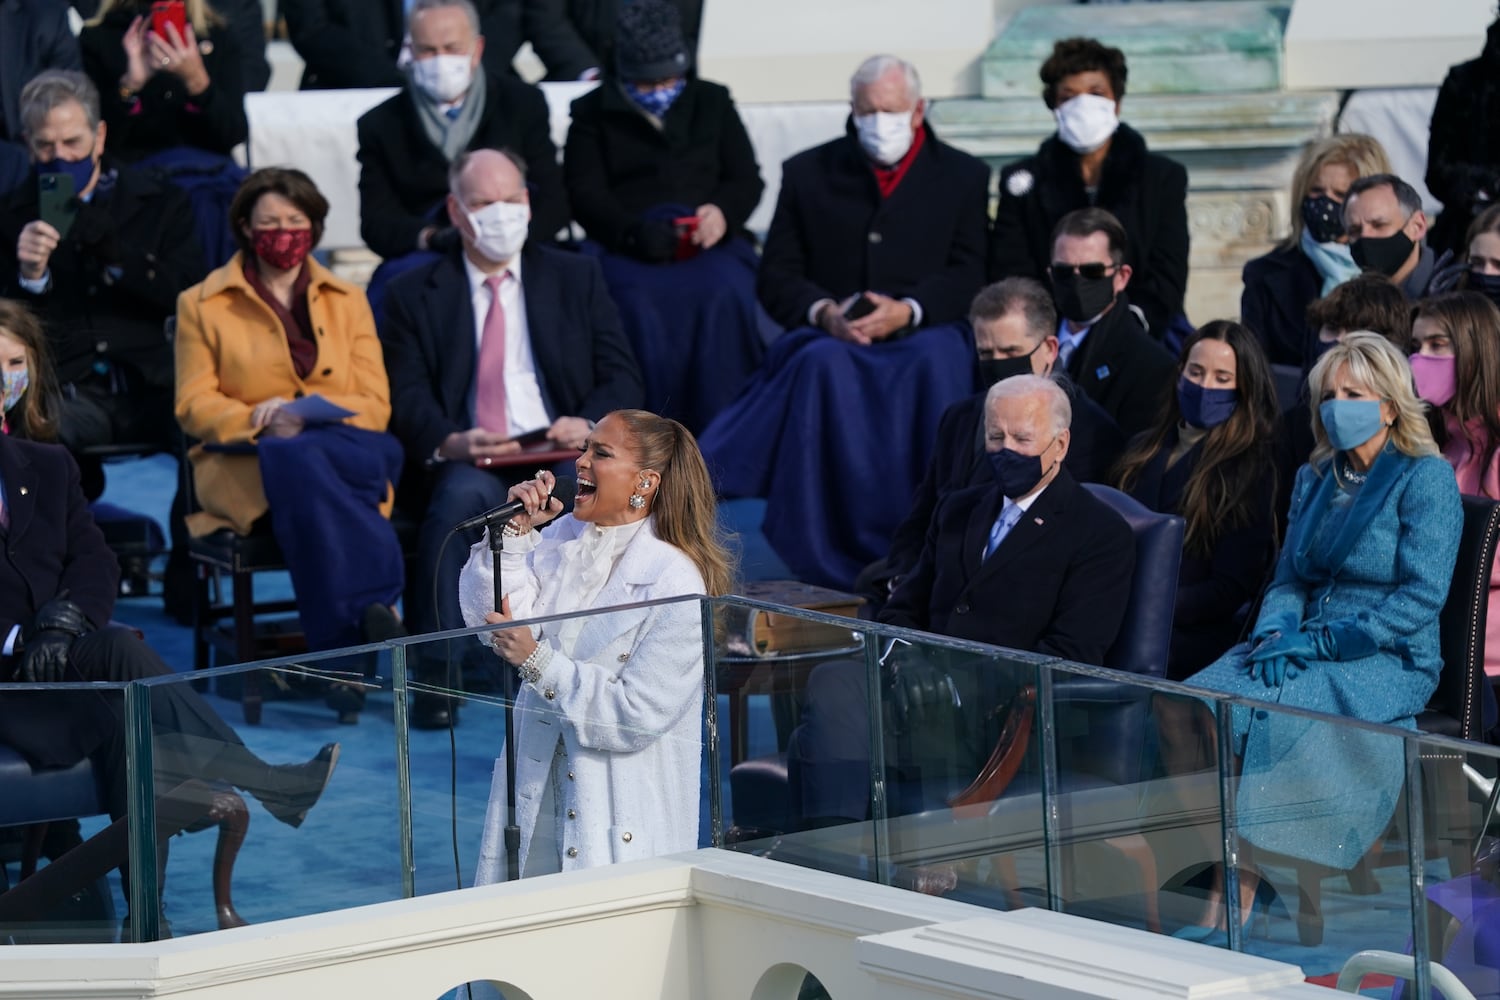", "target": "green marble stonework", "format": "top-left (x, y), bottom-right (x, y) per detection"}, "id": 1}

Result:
top-left (983, 1), bottom-right (1291, 100)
